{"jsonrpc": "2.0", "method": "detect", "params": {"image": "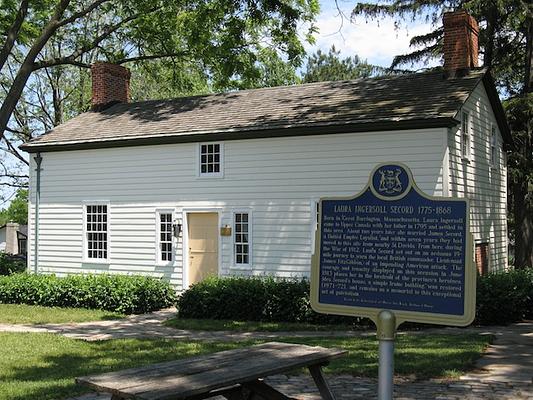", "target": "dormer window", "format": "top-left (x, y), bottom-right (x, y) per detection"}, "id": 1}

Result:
top-left (199, 143), bottom-right (223, 177)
